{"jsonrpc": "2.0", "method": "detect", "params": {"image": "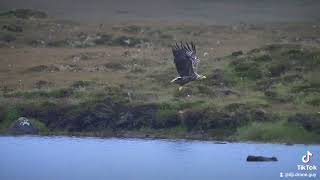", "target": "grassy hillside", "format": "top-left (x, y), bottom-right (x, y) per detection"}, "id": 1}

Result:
top-left (0, 10), bottom-right (320, 143)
